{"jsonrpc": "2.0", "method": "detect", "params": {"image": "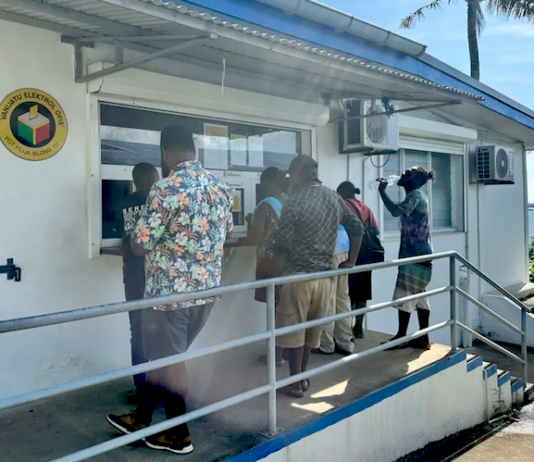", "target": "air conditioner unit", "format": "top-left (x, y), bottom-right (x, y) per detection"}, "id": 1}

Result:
top-left (339, 99), bottom-right (399, 154)
top-left (476, 145), bottom-right (514, 184)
